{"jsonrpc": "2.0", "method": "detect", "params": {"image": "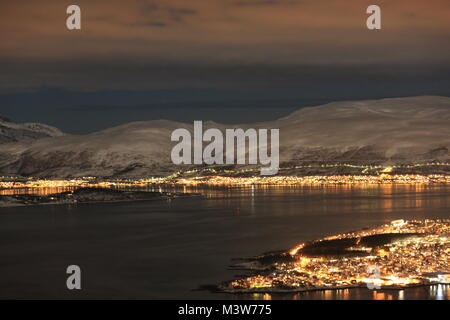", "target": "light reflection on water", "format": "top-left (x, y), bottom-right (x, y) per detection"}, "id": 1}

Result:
top-left (148, 183), bottom-right (450, 218)
top-left (1, 183), bottom-right (449, 299)
top-left (0, 187), bottom-right (76, 196)
top-left (3, 183), bottom-right (450, 220)
top-left (234, 285), bottom-right (450, 300)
